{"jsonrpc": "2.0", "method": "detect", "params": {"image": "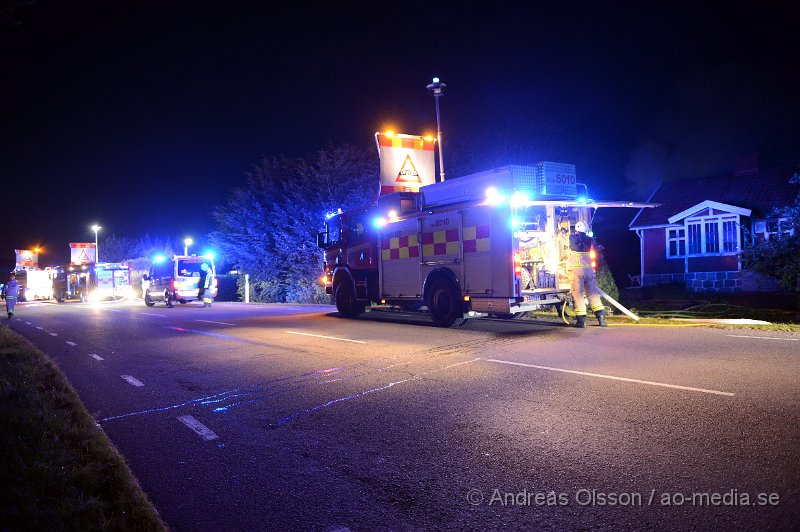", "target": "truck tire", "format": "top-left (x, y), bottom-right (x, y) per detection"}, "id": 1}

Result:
top-left (144, 293), bottom-right (155, 307)
top-left (334, 279), bottom-right (363, 318)
top-left (165, 290), bottom-right (174, 308)
top-left (428, 278), bottom-right (462, 327)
